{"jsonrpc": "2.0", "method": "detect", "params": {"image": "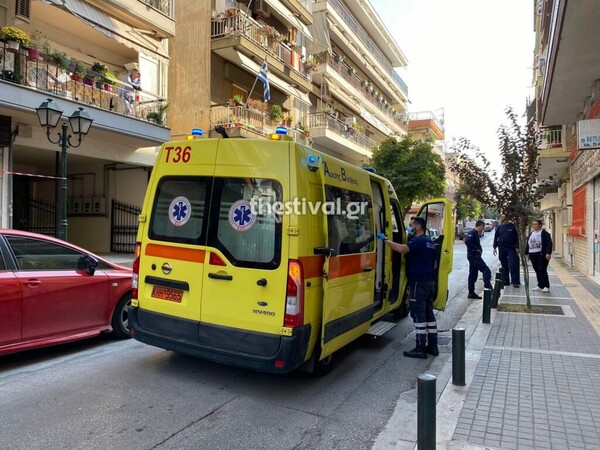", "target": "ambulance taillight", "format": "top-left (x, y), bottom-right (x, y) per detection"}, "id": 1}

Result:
top-left (132, 242), bottom-right (141, 299)
top-left (284, 259), bottom-right (304, 327)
